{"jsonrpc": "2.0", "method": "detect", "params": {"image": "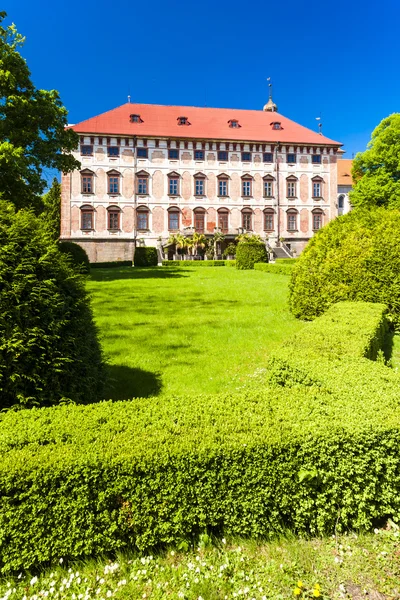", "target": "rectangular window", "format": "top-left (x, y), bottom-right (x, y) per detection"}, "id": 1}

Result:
top-left (242, 180), bottom-right (251, 196)
top-left (194, 150), bottom-right (204, 160)
top-left (195, 179), bottom-right (204, 196)
top-left (264, 212), bottom-right (274, 231)
top-left (218, 212), bottom-right (228, 232)
top-left (137, 147), bottom-right (148, 158)
top-left (138, 177), bottom-right (147, 195)
top-left (81, 211), bottom-right (93, 230)
top-left (168, 149), bottom-right (179, 160)
top-left (218, 179), bottom-right (228, 196)
top-left (287, 213), bottom-right (297, 231)
top-left (82, 176), bottom-right (93, 194)
top-left (313, 213), bottom-right (322, 230)
top-left (264, 181), bottom-right (273, 197)
top-left (263, 152), bottom-right (273, 162)
top-left (81, 145), bottom-right (93, 156)
top-left (242, 213), bottom-right (252, 230)
top-left (108, 211), bottom-right (119, 230)
top-left (168, 211), bottom-right (179, 230)
top-left (137, 211), bottom-right (149, 230)
top-left (218, 151), bottom-right (228, 161)
top-left (108, 177), bottom-right (119, 194)
top-left (169, 178), bottom-right (179, 195)
top-left (241, 152), bottom-right (251, 162)
top-left (287, 182), bottom-right (296, 198)
top-left (287, 153), bottom-right (296, 164)
top-left (194, 213), bottom-right (205, 232)
top-left (108, 146), bottom-right (119, 157)
top-left (313, 182), bottom-right (321, 198)
top-left (312, 154), bottom-right (322, 164)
